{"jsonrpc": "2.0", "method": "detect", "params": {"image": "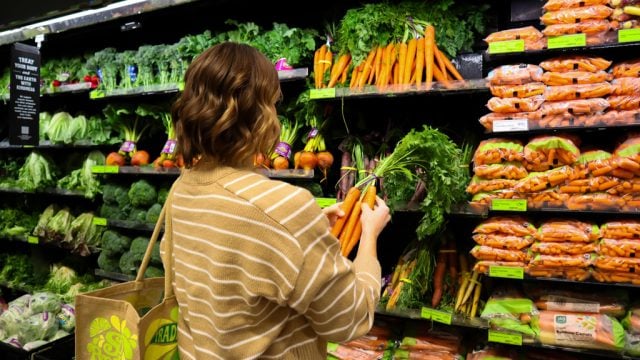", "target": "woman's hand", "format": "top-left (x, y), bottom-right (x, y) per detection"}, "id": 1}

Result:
top-left (322, 202), bottom-right (345, 228)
